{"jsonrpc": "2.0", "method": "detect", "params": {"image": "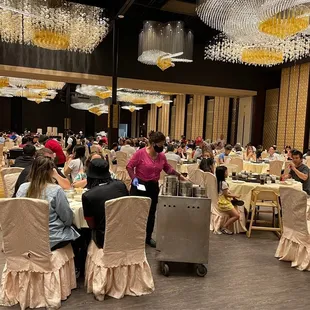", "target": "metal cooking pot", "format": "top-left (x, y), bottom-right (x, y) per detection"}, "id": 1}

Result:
top-left (162, 175), bottom-right (178, 196)
top-left (179, 180), bottom-right (193, 197)
top-left (193, 186), bottom-right (206, 198)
